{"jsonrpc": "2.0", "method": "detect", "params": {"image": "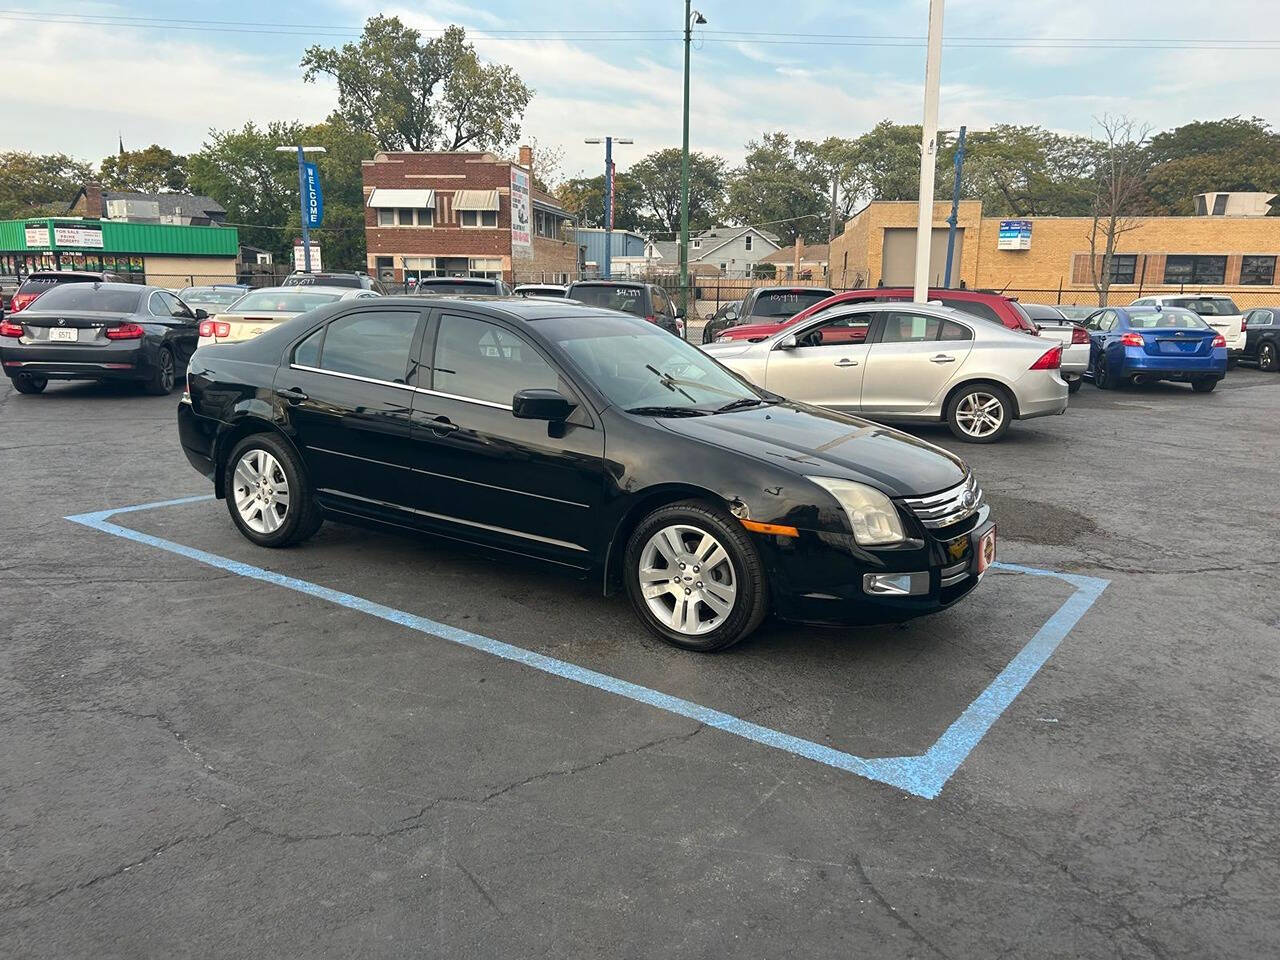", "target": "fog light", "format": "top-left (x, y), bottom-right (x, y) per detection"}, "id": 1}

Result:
top-left (863, 572), bottom-right (928, 596)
